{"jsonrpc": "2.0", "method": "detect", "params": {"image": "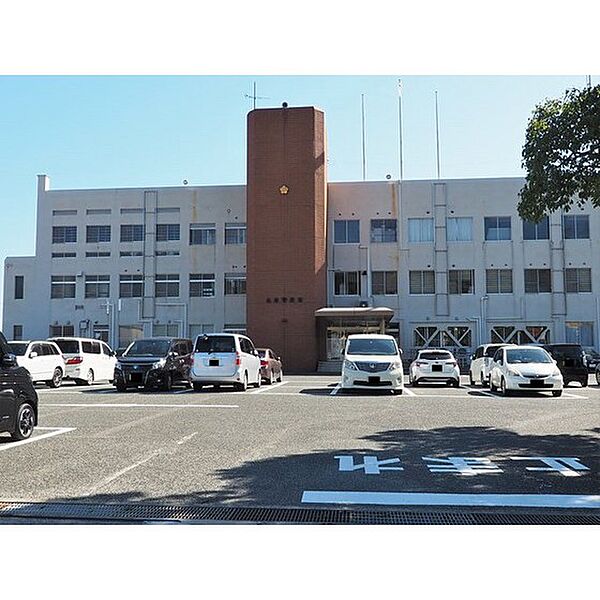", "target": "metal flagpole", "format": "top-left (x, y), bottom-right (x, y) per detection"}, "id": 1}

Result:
top-left (361, 94), bottom-right (366, 181)
top-left (398, 79), bottom-right (404, 181)
top-left (435, 91), bottom-right (441, 179)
